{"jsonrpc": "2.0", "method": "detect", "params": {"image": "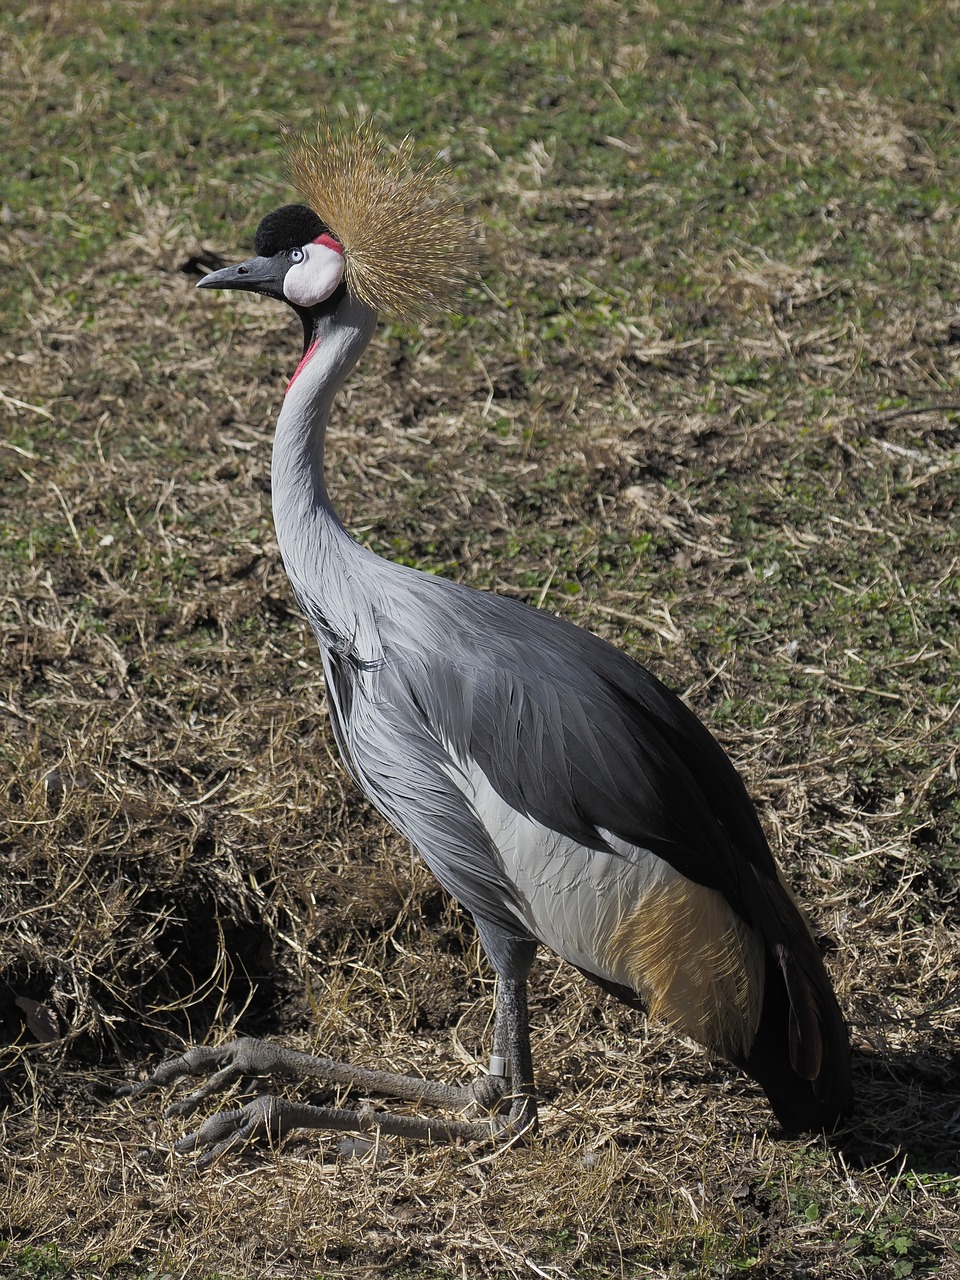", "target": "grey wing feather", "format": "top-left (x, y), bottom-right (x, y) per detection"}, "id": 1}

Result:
top-left (382, 574), bottom-right (780, 926)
